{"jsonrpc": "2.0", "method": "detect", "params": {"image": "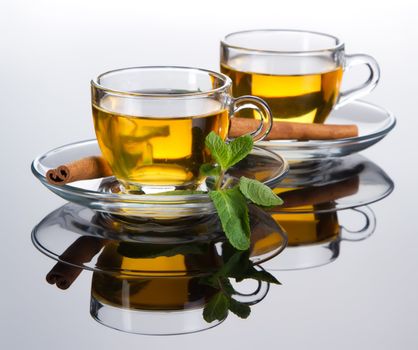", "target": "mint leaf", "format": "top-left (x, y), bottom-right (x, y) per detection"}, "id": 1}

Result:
top-left (203, 291), bottom-right (229, 323)
top-left (200, 163), bottom-right (222, 177)
top-left (218, 250), bottom-right (251, 279)
top-left (218, 277), bottom-right (235, 294)
top-left (209, 188), bottom-right (251, 250)
top-left (218, 251), bottom-right (246, 276)
top-left (226, 135), bottom-right (253, 168)
top-left (239, 176), bottom-right (283, 207)
top-left (228, 298), bottom-right (251, 319)
top-left (205, 132), bottom-right (230, 170)
top-left (244, 266), bottom-right (281, 285)
top-left (205, 132), bottom-right (253, 171)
